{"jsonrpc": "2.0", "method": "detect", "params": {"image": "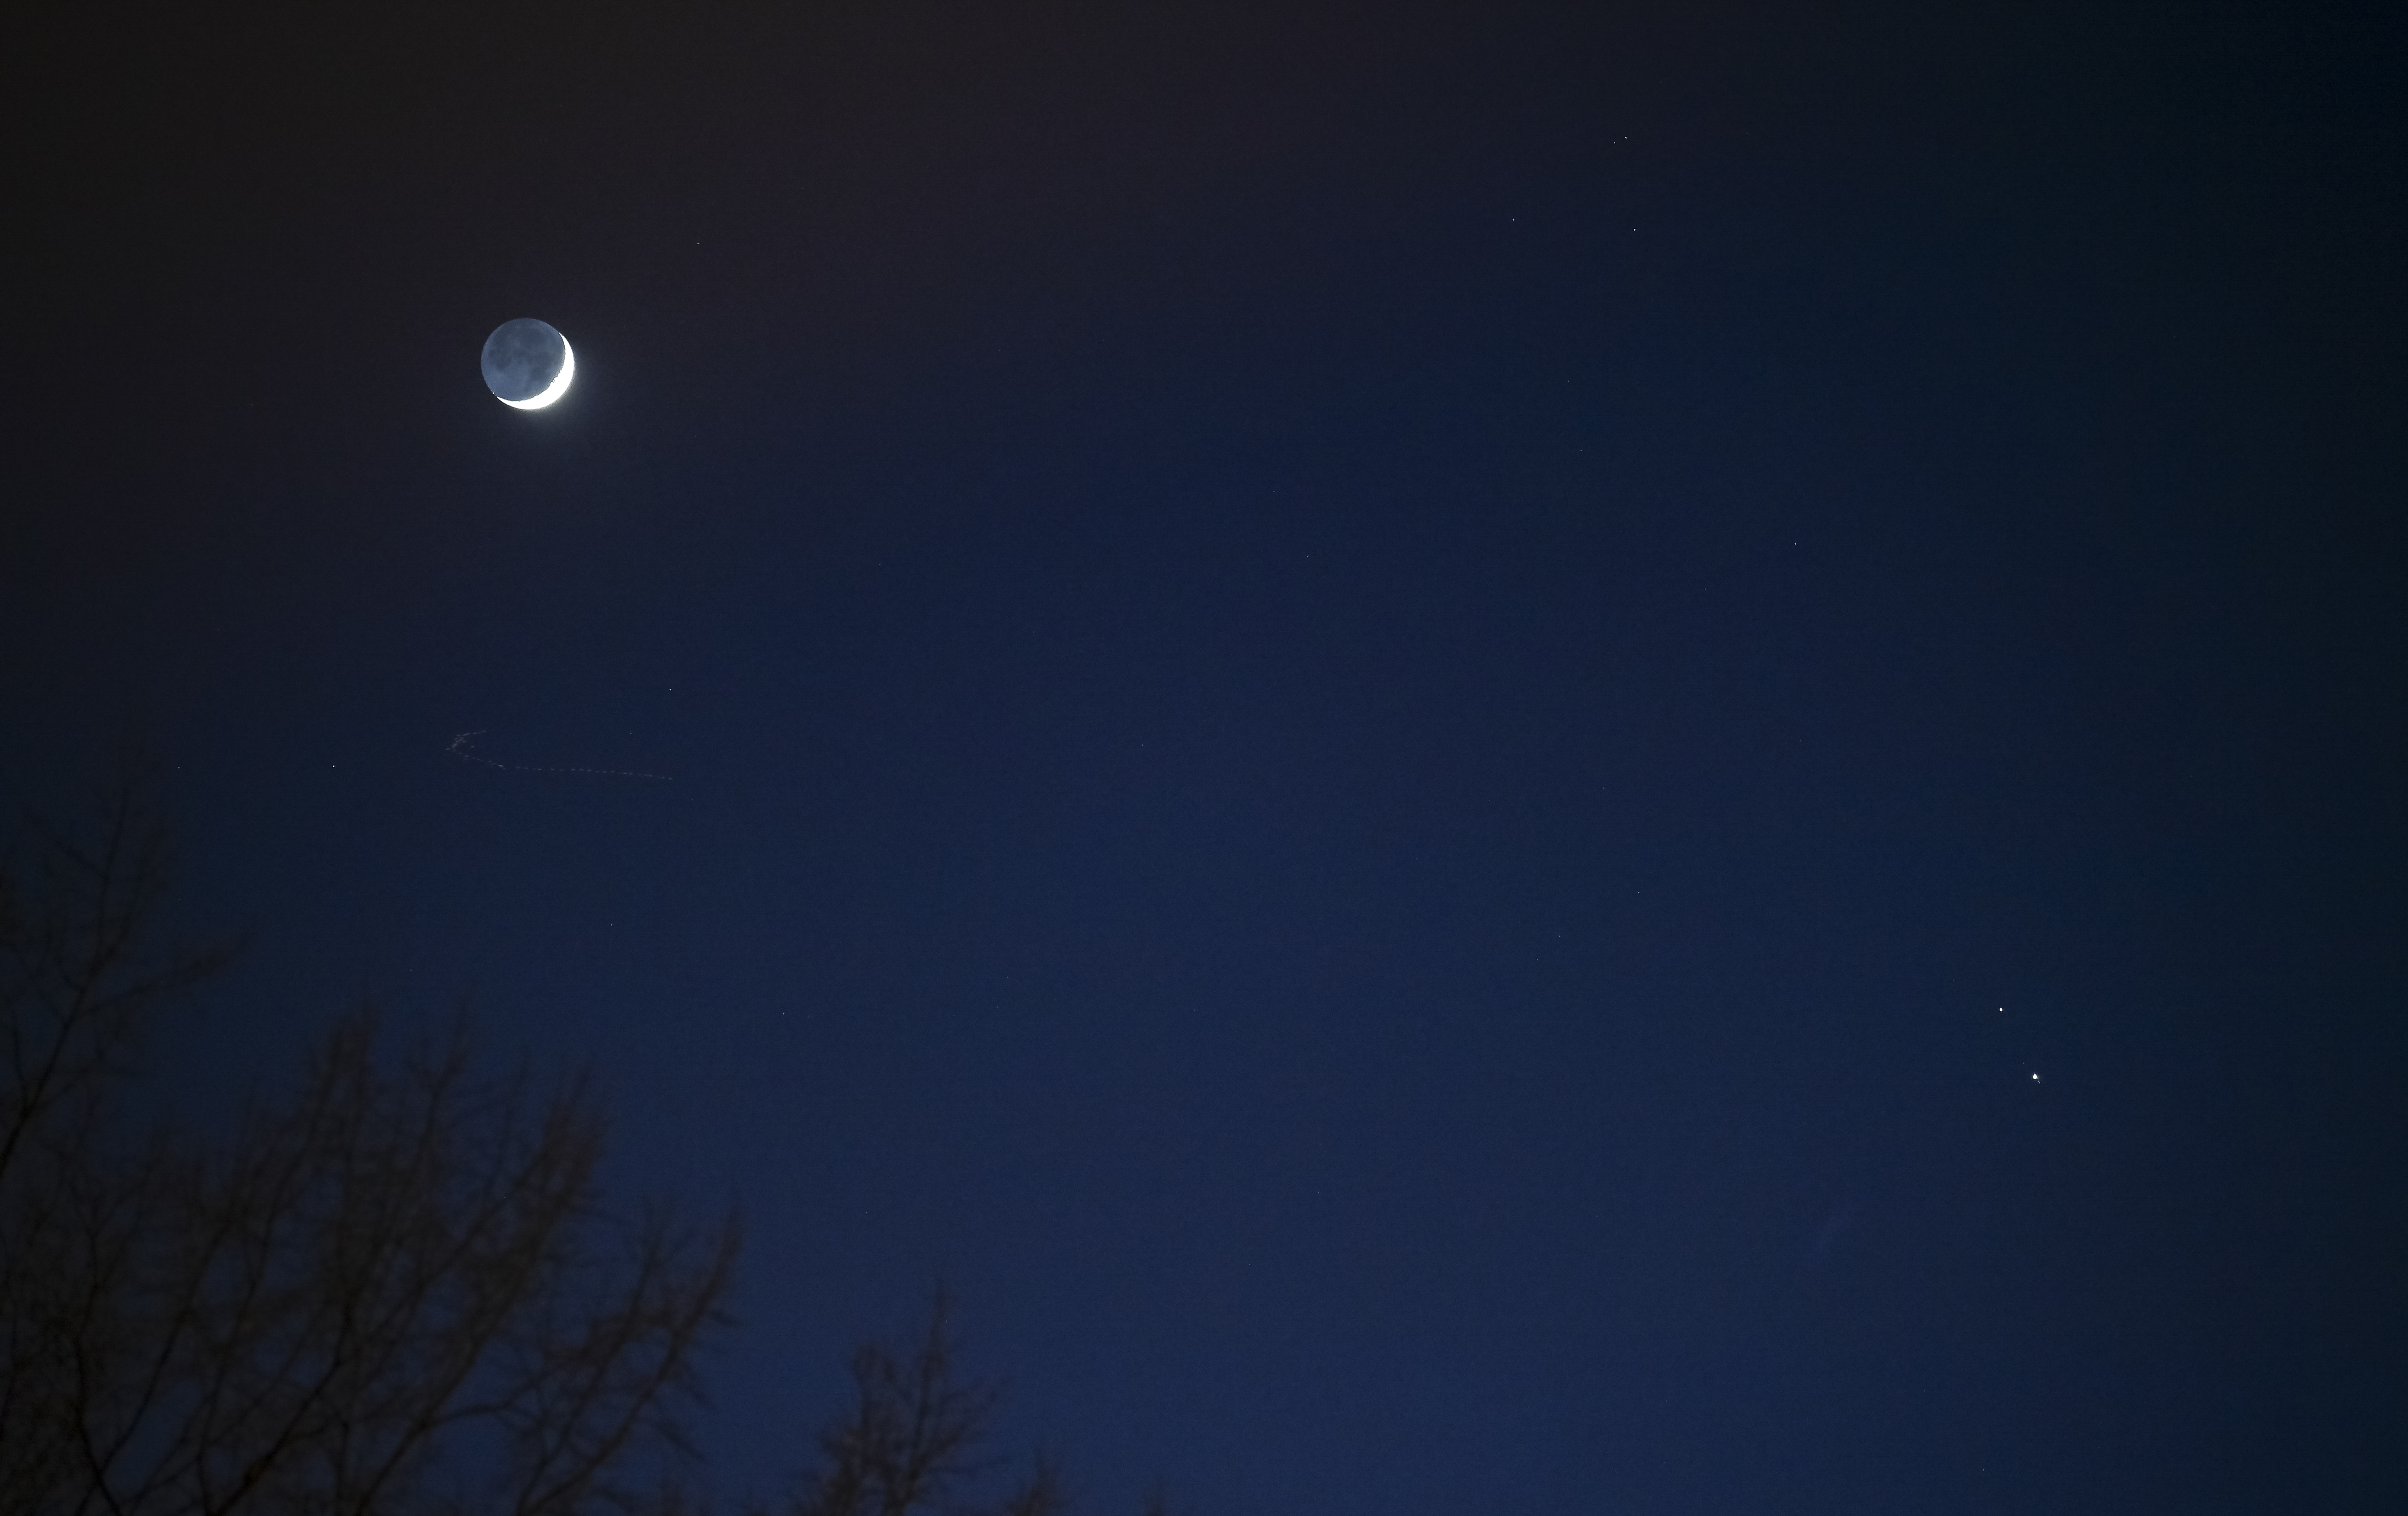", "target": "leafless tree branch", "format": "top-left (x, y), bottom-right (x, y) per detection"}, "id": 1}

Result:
top-left (2, 779), bottom-right (737, 1516)
top-left (774, 1294), bottom-right (1066, 1516)
top-left (6, 773), bottom-right (1172, 1516)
